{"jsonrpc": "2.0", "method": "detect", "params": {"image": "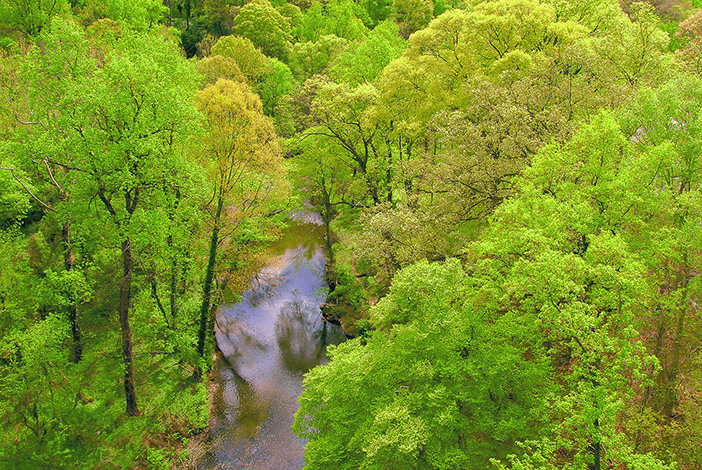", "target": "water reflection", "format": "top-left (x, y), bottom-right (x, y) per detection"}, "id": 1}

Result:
top-left (276, 299), bottom-right (329, 373)
top-left (201, 219), bottom-right (346, 470)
